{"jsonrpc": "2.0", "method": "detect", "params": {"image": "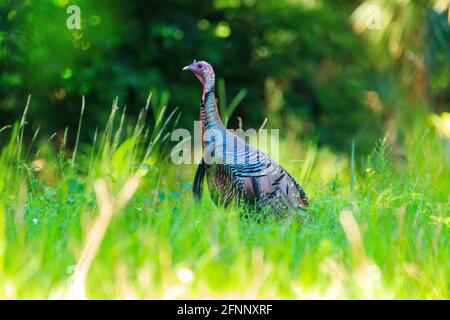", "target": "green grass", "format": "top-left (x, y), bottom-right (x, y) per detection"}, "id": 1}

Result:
top-left (0, 97), bottom-right (448, 299)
